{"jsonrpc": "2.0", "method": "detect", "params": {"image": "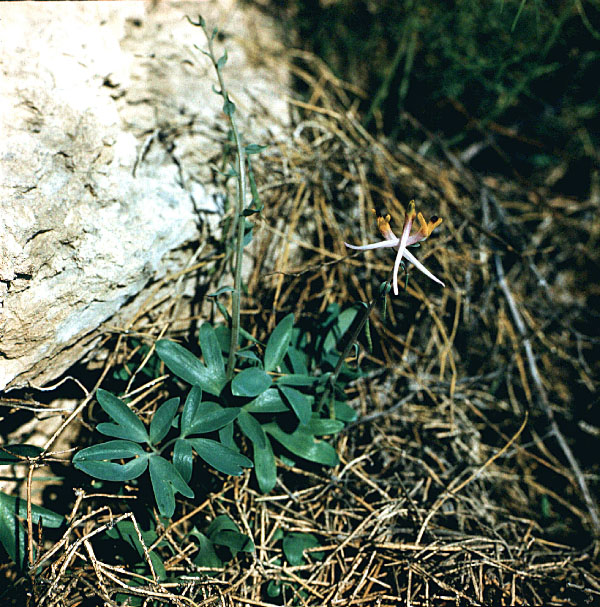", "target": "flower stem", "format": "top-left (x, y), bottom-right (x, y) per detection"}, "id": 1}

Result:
top-left (196, 18), bottom-right (247, 380)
